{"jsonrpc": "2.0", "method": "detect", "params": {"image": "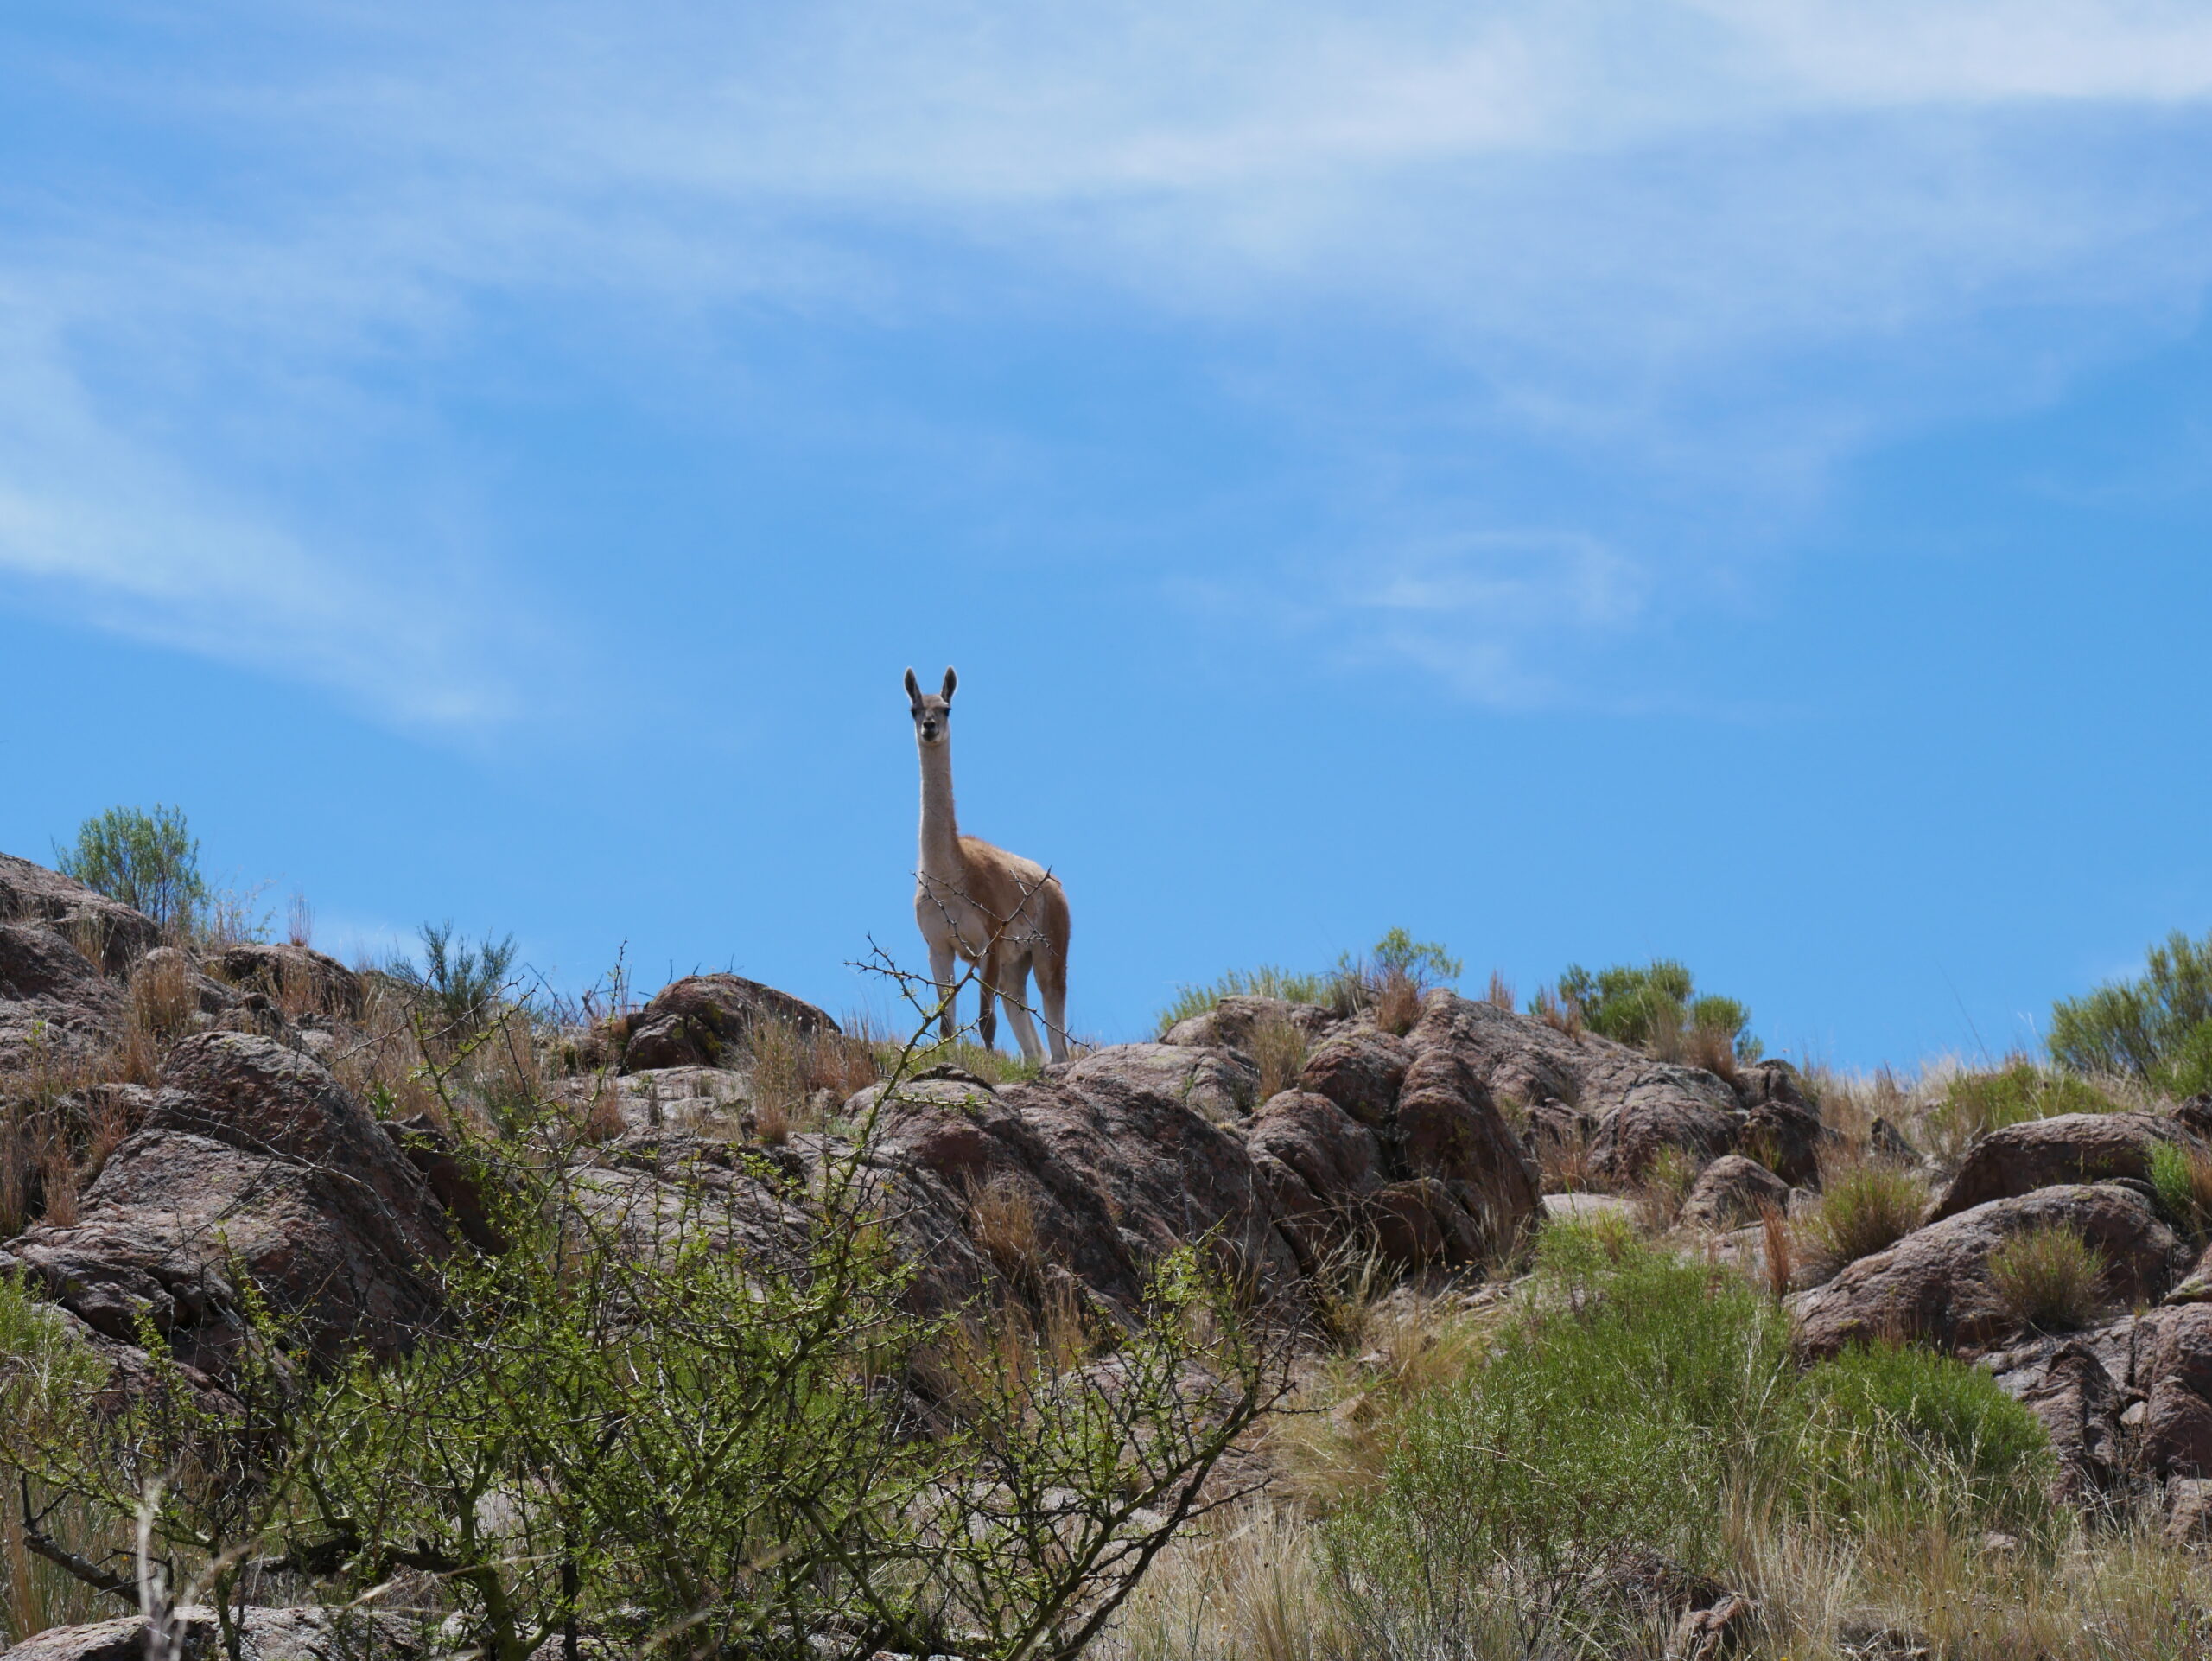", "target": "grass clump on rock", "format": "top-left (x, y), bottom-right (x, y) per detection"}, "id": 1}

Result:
top-left (2149, 1138), bottom-right (2212, 1239)
top-left (1989, 1222), bottom-right (2110, 1333)
top-left (1799, 1165), bottom-right (1927, 1269)
top-left (1929, 1060), bottom-right (2115, 1155)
